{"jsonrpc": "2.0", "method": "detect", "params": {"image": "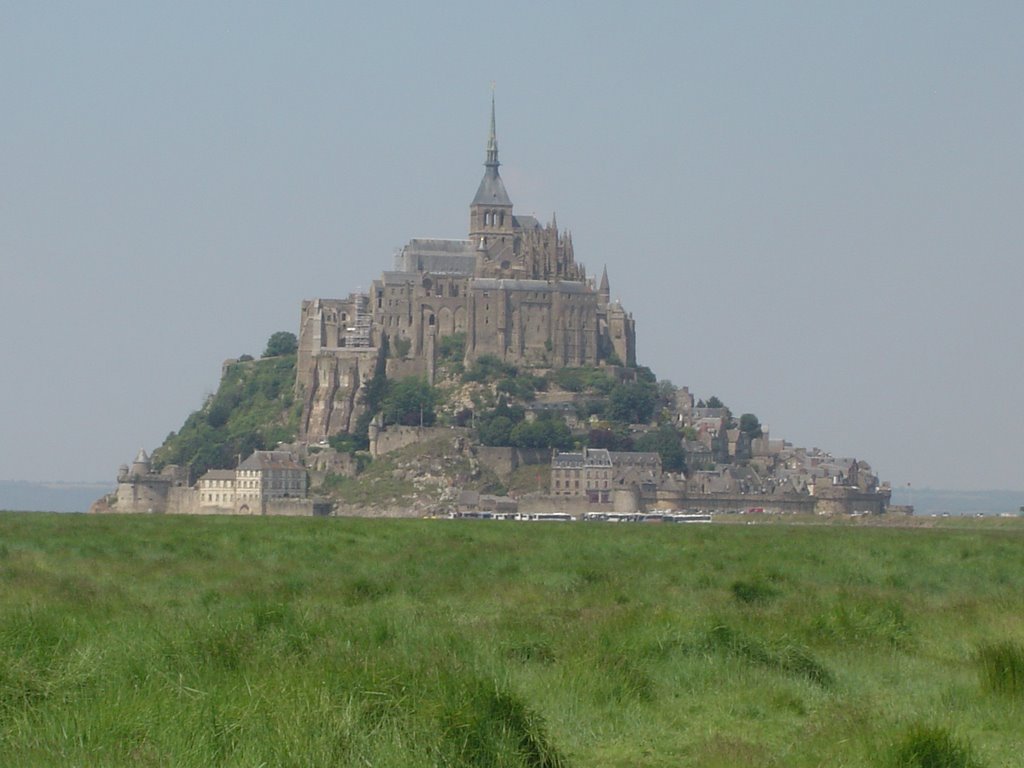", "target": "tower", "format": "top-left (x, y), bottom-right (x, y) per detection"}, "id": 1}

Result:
top-left (468, 95), bottom-right (514, 251)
